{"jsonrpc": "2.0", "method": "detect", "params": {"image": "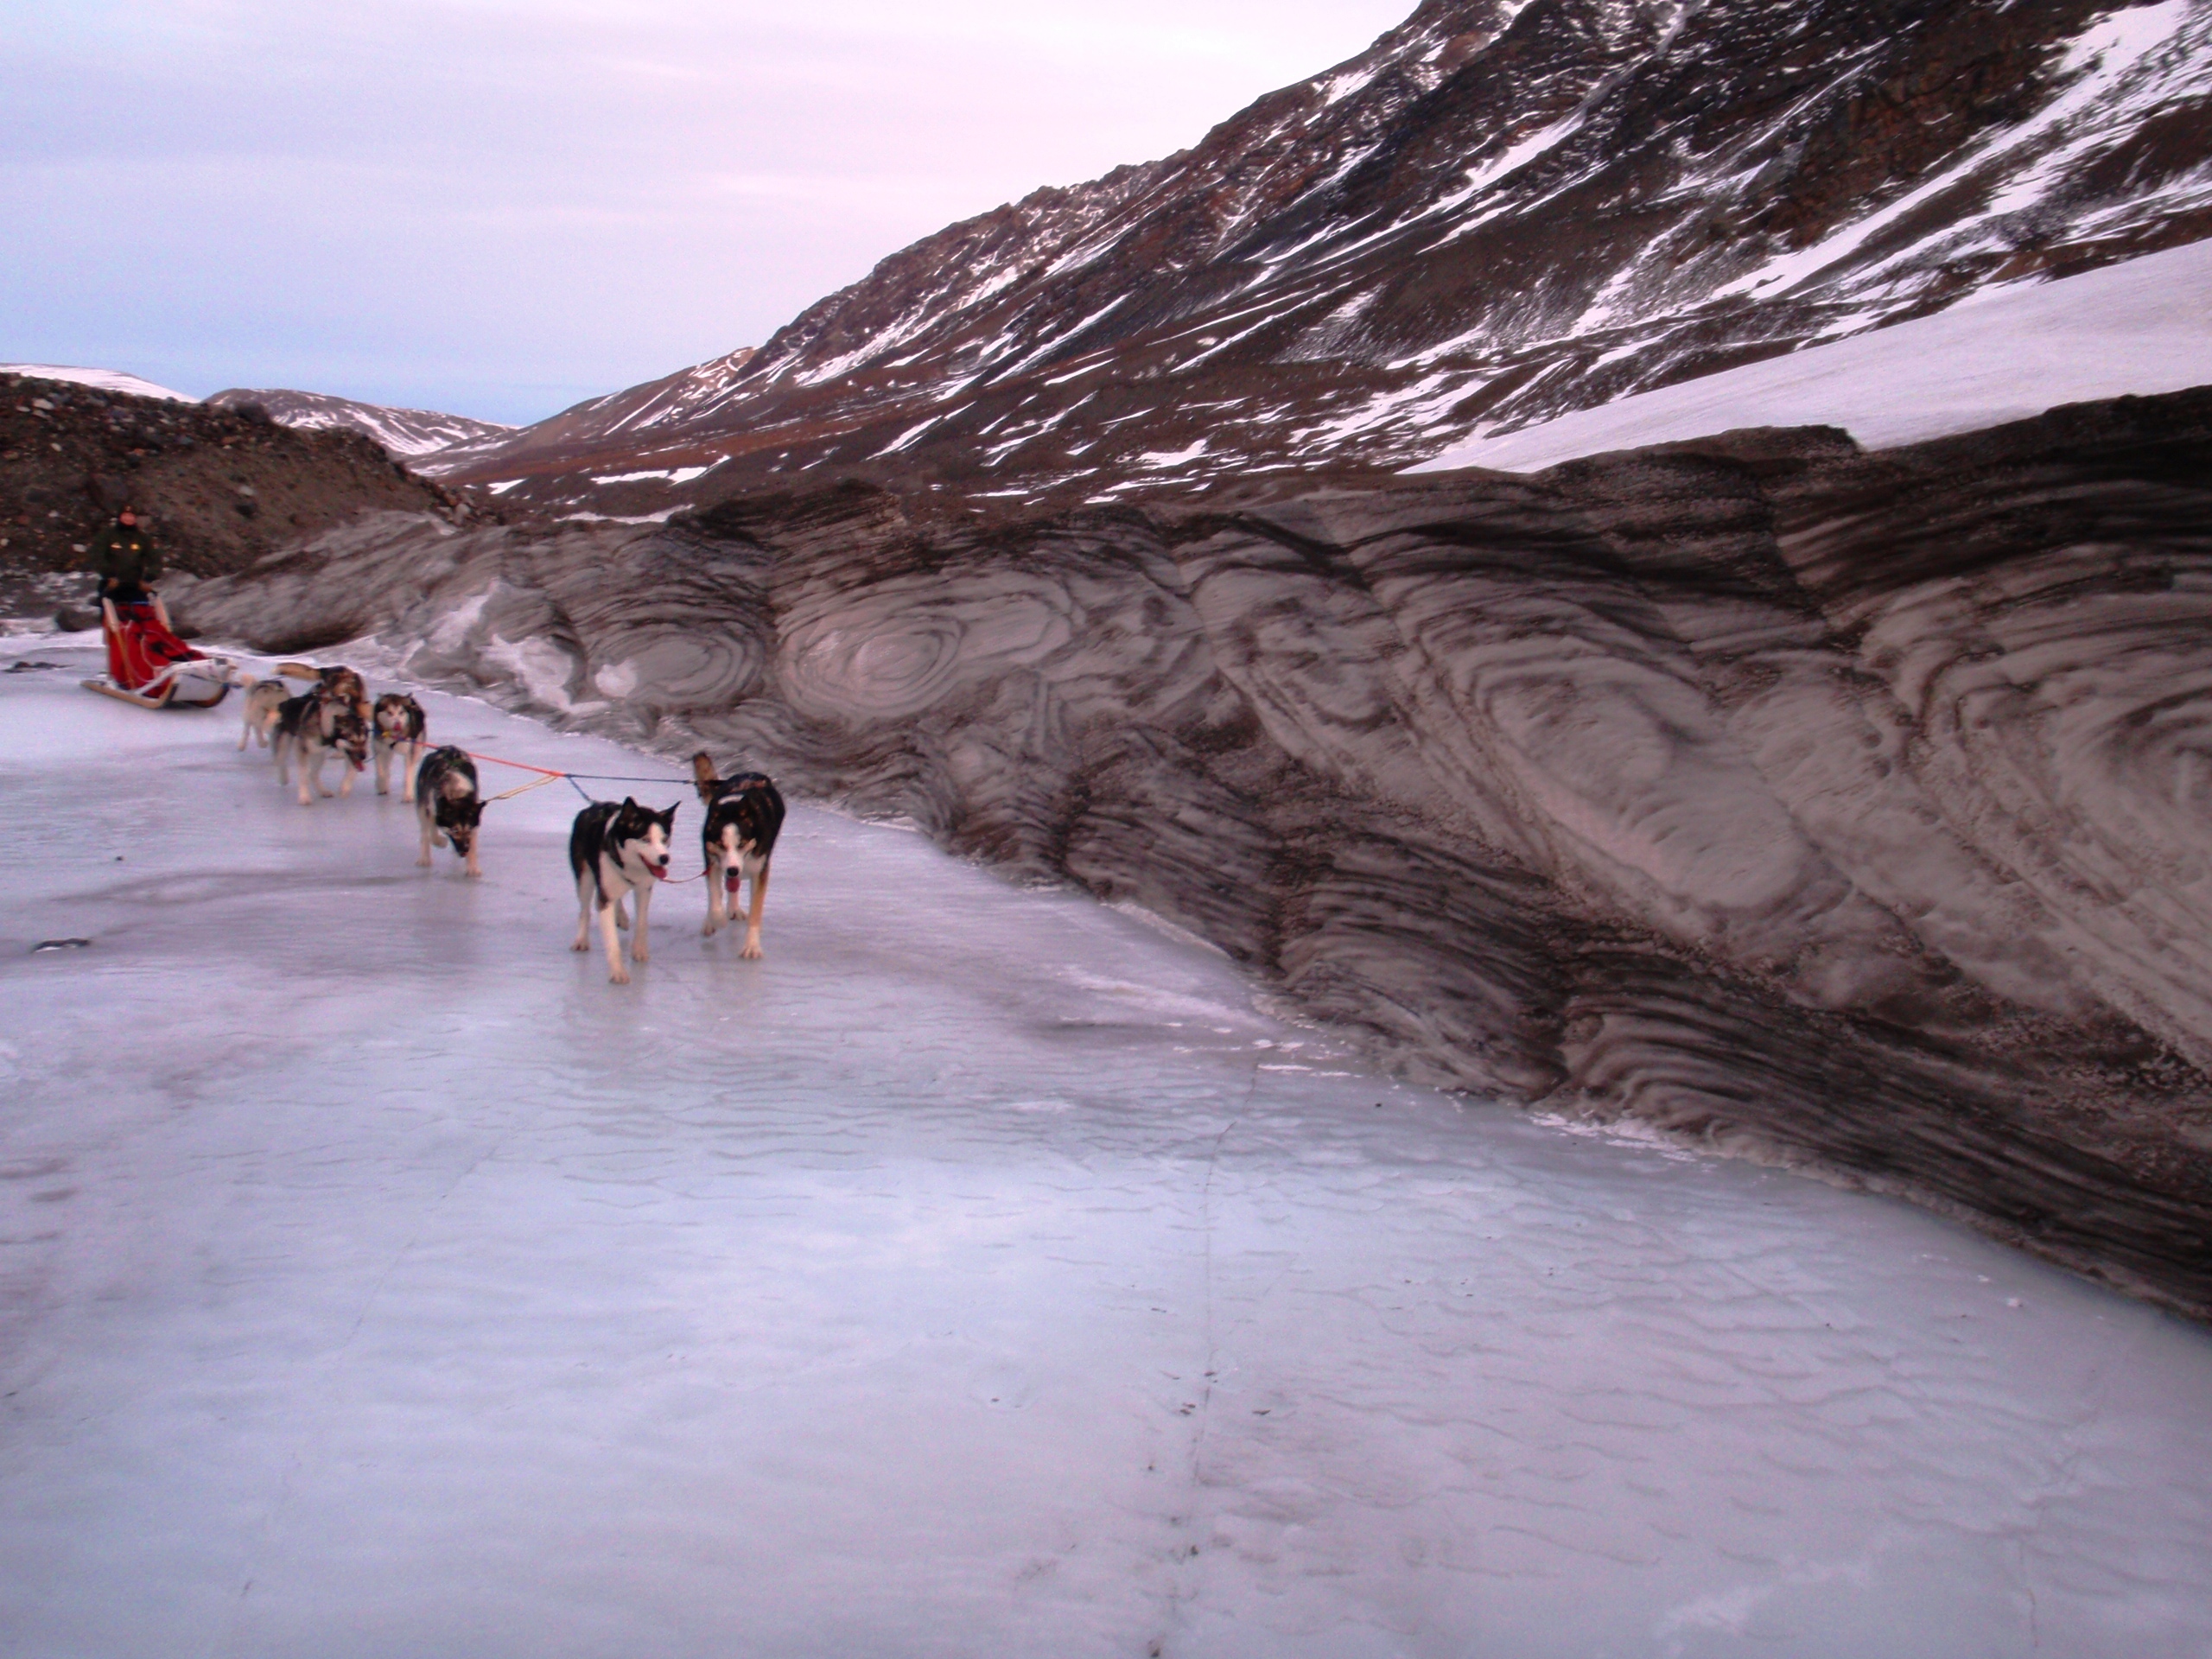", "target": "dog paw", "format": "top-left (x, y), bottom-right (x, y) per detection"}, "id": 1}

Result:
top-left (571, 939), bottom-right (588, 952)
top-left (416, 855), bottom-right (433, 868)
top-left (610, 967), bottom-right (632, 985)
top-left (741, 938), bottom-right (763, 960)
